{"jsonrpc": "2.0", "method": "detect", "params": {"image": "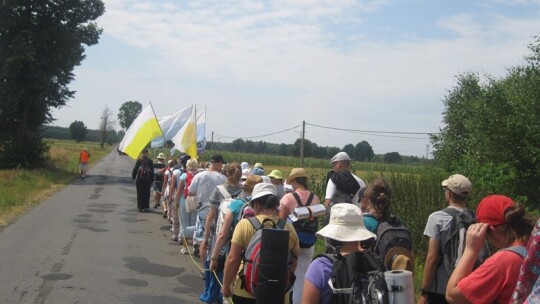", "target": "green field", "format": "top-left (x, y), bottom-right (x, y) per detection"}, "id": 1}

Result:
top-left (0, 139), bottom-right (113, 226)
